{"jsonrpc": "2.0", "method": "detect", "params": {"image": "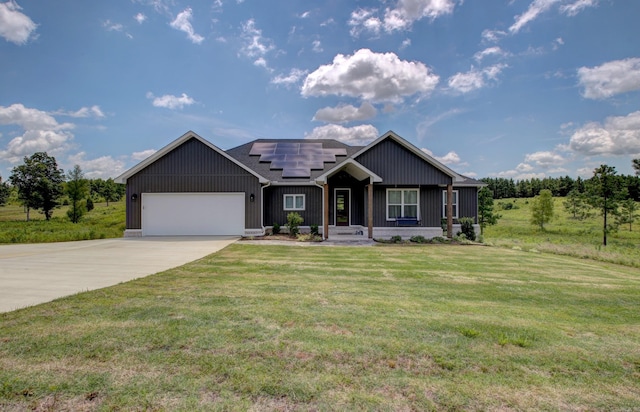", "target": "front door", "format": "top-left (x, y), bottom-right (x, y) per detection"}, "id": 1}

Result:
top-left (335, 189), bottom-right (350, 226)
